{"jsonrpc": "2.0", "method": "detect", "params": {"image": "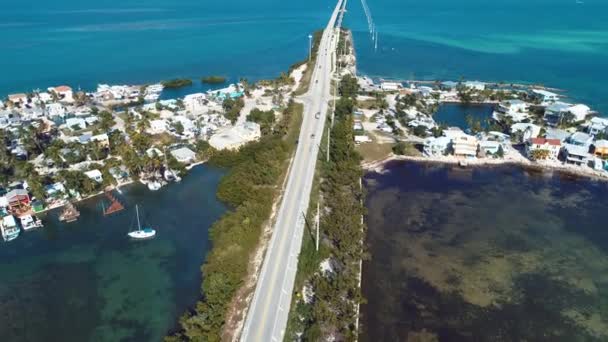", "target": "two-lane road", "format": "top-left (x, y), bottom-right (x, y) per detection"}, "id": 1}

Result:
top-left (240, 1), bottom-right (344, 341)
